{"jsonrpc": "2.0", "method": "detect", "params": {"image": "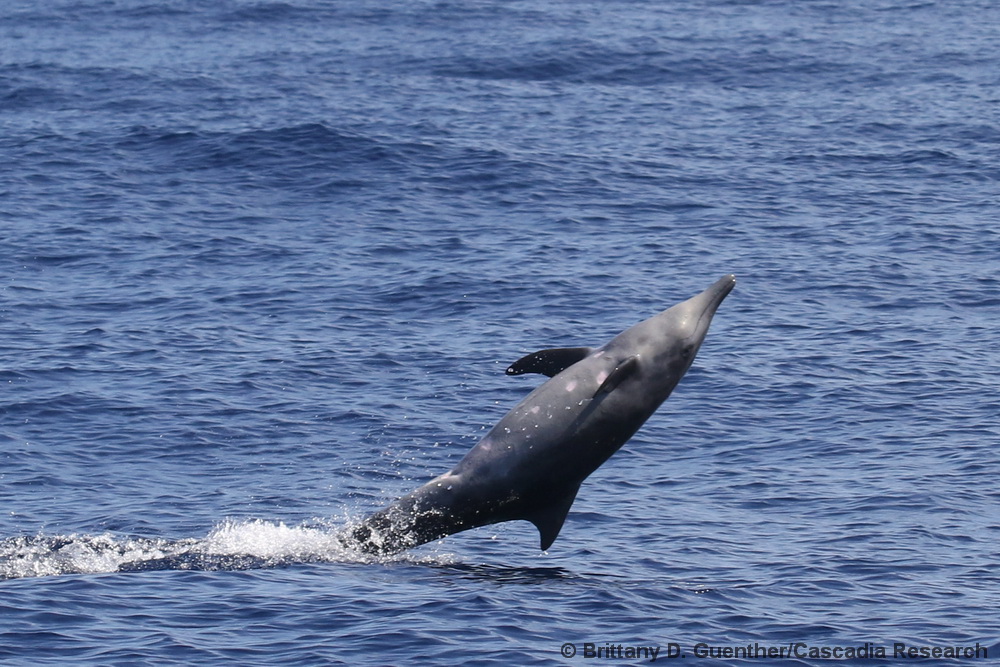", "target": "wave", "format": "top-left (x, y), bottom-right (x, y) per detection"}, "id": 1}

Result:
top-left (0, 518), bottom-right (433, 581)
